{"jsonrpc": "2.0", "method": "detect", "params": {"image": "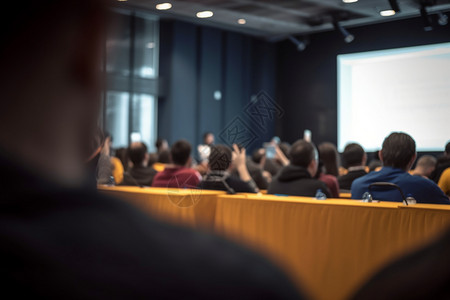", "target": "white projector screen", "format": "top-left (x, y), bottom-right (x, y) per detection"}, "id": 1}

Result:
top-left (338, 42), bottom-right (450, 152)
